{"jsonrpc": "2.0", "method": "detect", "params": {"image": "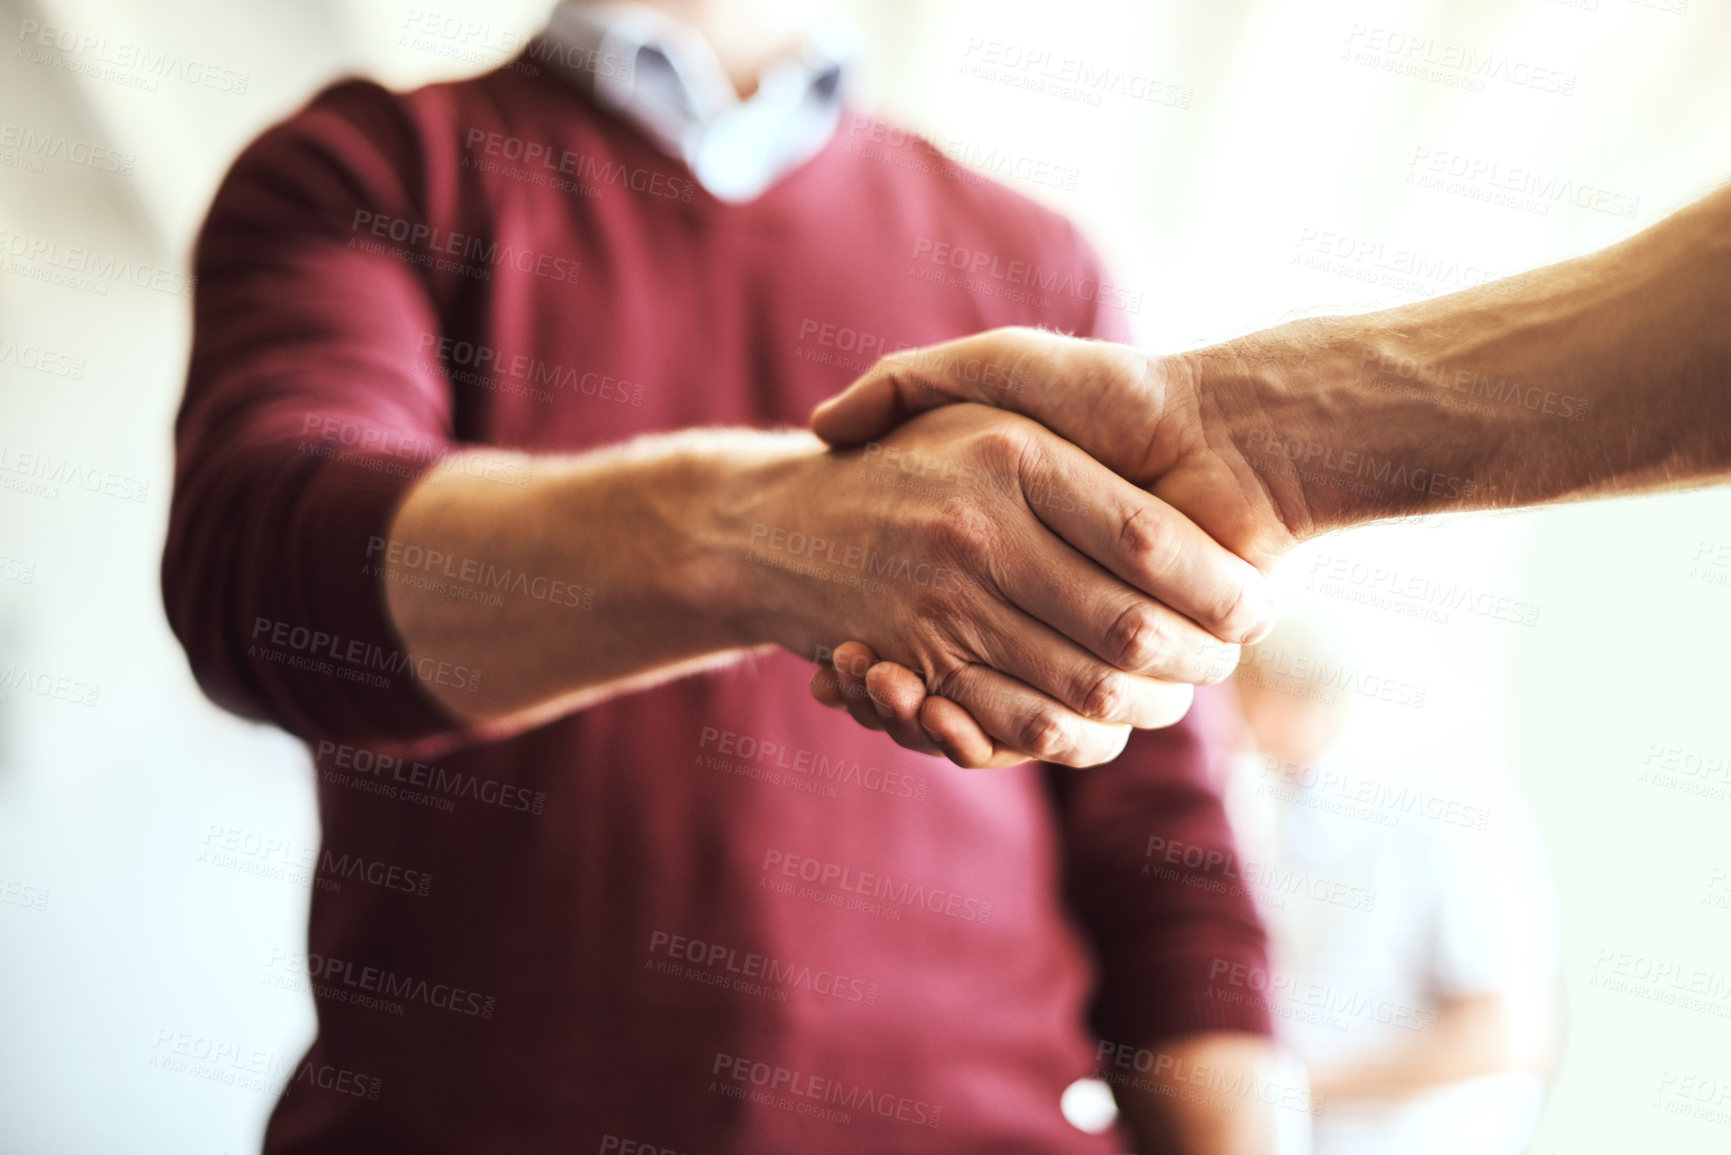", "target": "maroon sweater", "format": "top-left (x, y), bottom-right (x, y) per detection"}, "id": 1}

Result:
top-left (164, 60), bottom-right (1269, 1154)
